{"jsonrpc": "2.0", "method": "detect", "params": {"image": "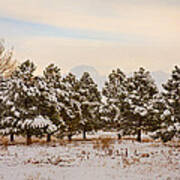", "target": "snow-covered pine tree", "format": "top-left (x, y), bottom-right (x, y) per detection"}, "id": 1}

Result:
top-left (102, 68), bottom-right (127, 139)
top-left (79, 72), bottom-right (101, 139)
top-left (43, 64), bottom-right (66, 141)
top-left (12, 60), bottom-right (40, 144)
top-left (0, 40), bottom-right (16, 141)
top-left (0, 76), bottom-right (13, 139)
top-left (0, 73), bottom-right (22, 142)
top-left (99, 102), bottom-right (122, 138)
top-left (148, 93), bottom-right (166, 132)
top-left (124, 67), bottom-right (159, 142)
top-left (61, 73), bottom-right (81, 141)
top-left (0, 60), bottom-right (57, 144)
top-left (155, 66), bottom-right (180, 142)
top-left (33, 76), bottom-right (61, 142)
top-left (148, 93), bottom-right (171, 142)
top-left (0, 77), bottom-right (3, 127)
